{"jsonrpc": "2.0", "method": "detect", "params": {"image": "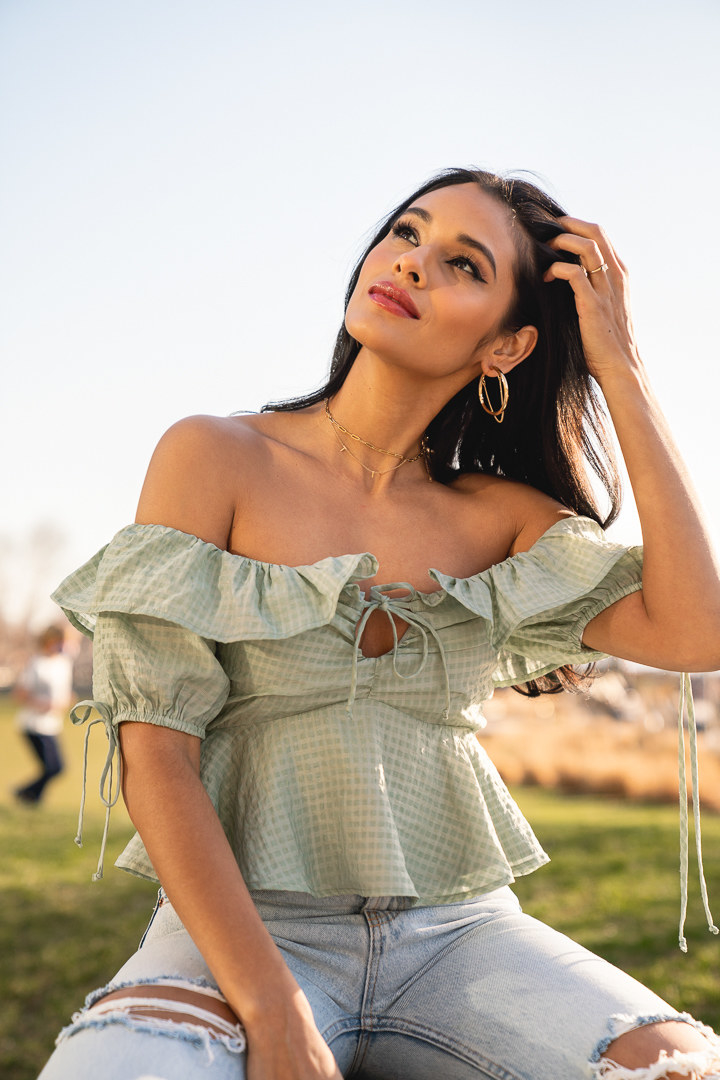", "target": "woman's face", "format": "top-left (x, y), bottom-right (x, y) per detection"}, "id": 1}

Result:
top-left (345, 182), bottom-right (528, 381)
